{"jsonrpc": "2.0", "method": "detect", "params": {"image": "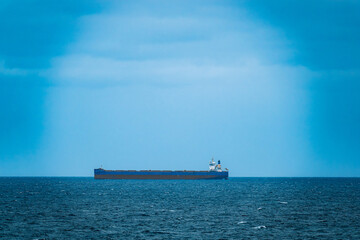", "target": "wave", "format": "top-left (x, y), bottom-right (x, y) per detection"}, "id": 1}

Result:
top-left (253, 225), bottom-right (266, 229)
top-left (237, 221), bottom-right (247, 224)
